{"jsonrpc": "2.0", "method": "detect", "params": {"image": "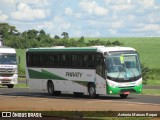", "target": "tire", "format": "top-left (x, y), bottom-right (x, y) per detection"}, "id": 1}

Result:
top-left (54, 91), bottom-right (61, 96)
top-left (7, 84), bottom-right (14, 88)
top-left (73, 92), bottom-right (84, 97)
top-left (120, 94), bottom-right (128, 98)
top-left (47, 81), bottom-right (54, 96)
top-left (88, 83), bottom-right (98, 98)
